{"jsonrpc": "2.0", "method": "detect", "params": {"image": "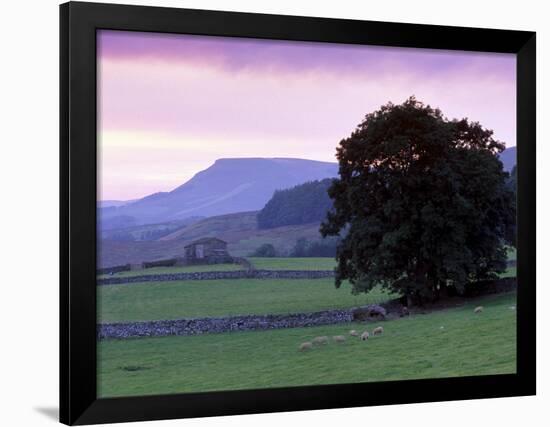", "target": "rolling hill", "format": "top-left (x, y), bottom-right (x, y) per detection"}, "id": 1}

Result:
top-left (99, 149), bottom-right (515, 229)
top-left (99, 158), bottom-right (338, 226)
top-left (98, 211), bottom-right (325, 268)
top-left (98, 149), bottom-right (516, 267)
